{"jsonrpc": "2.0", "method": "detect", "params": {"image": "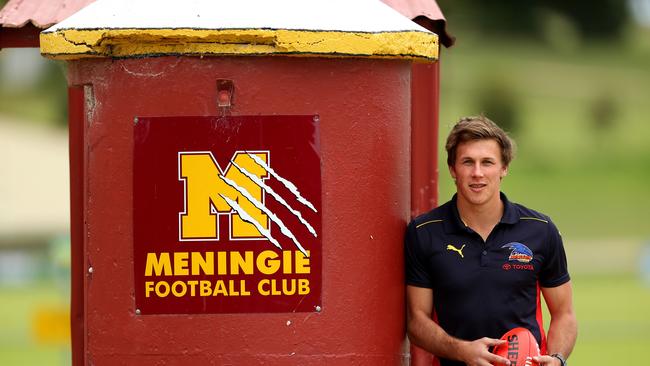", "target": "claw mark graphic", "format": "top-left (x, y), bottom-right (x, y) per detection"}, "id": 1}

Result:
top-left (220, 175), bottom-right (308, 257)
top-left (219, 194), bottom-right (282, 250)
top-left (247, 152), bottom-right (317, 212)
top-left (231, 160), bottom-right (317, 237)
